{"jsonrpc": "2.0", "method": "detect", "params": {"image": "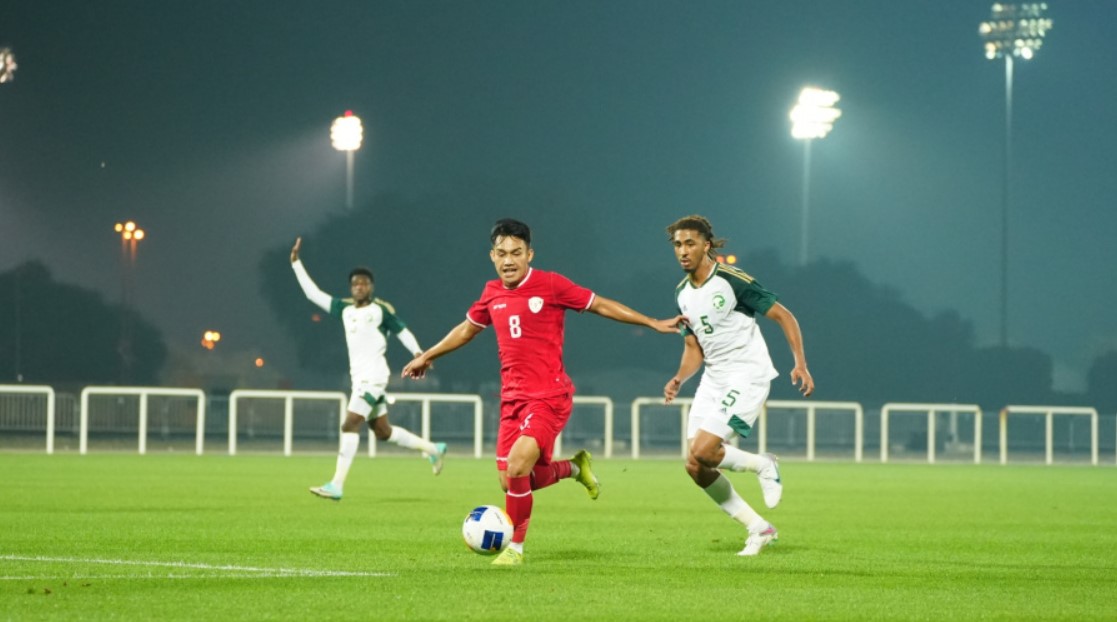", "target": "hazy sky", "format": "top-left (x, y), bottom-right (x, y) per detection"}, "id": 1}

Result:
top-left (2, 1), bottom-right (1115, 390)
